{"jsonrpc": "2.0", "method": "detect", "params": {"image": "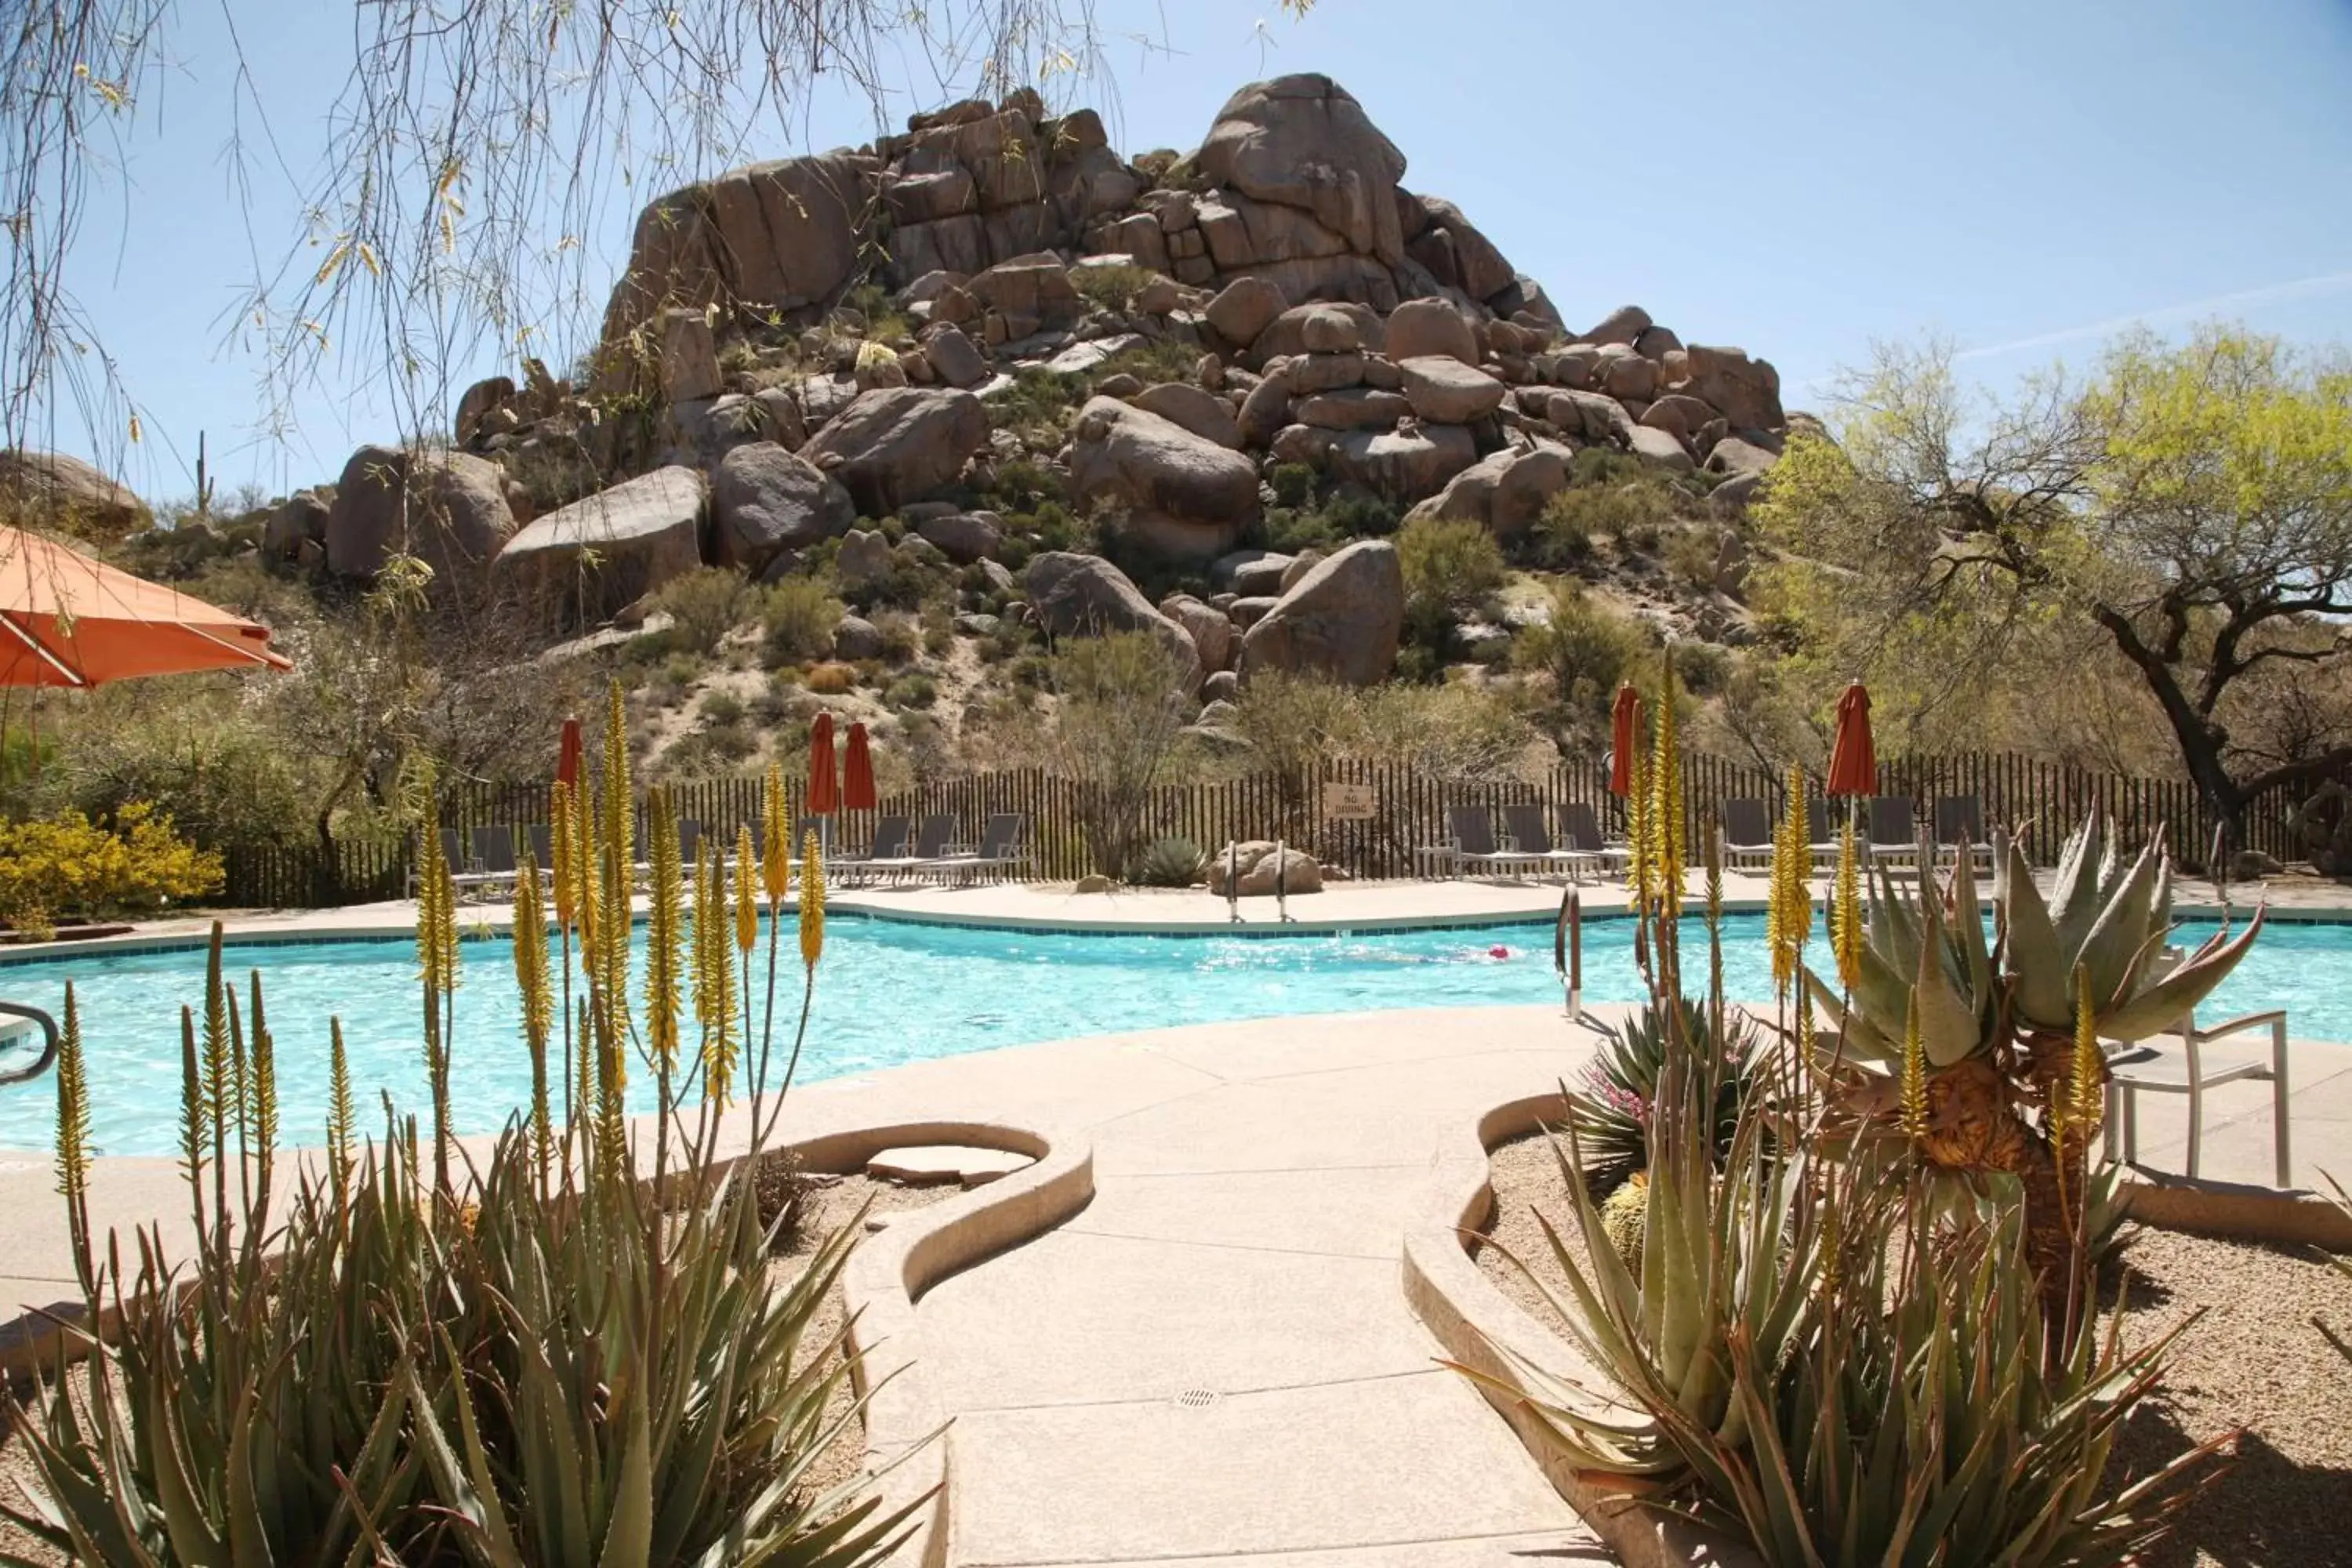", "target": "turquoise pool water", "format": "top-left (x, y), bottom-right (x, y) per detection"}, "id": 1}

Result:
top-left (0, 913), bottom-right (2332, 1156)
